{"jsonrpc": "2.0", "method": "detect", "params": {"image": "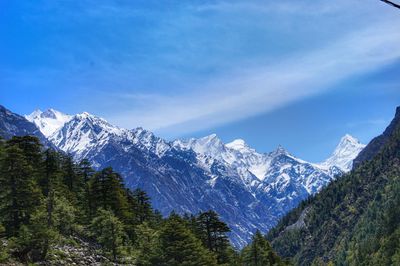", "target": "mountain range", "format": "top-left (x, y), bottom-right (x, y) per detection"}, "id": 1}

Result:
top-left (267, 106), bottom-right (400, 265)
top-left (0, 105), bottom-right (365, 247)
